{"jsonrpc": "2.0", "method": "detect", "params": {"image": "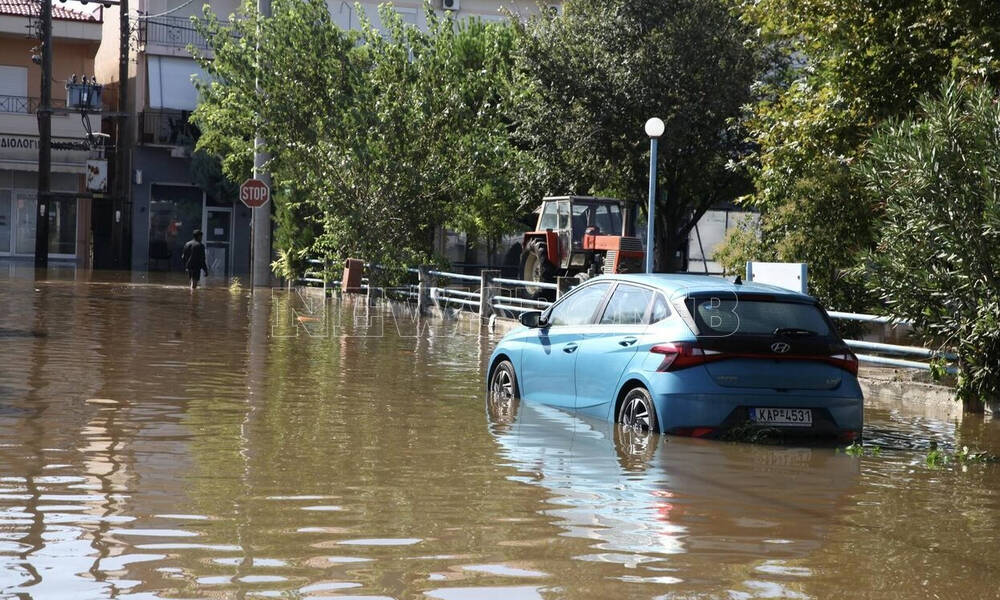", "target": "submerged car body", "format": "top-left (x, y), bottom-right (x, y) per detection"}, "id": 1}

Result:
top-left (487, 274), bottom-right (863, 440)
